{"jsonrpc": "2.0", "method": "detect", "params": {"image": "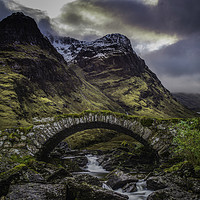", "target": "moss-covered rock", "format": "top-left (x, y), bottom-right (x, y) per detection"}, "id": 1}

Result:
top-left (0, 164), bottom-right (45, 197)
top-left (65, 177), bottom-right (128, 200)
top-left (147, 187), bottom-right (199, 200)
top-left (5, 183), bottom-right (67, 200)
top-left (0, 164), bottom-right (27, 196)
